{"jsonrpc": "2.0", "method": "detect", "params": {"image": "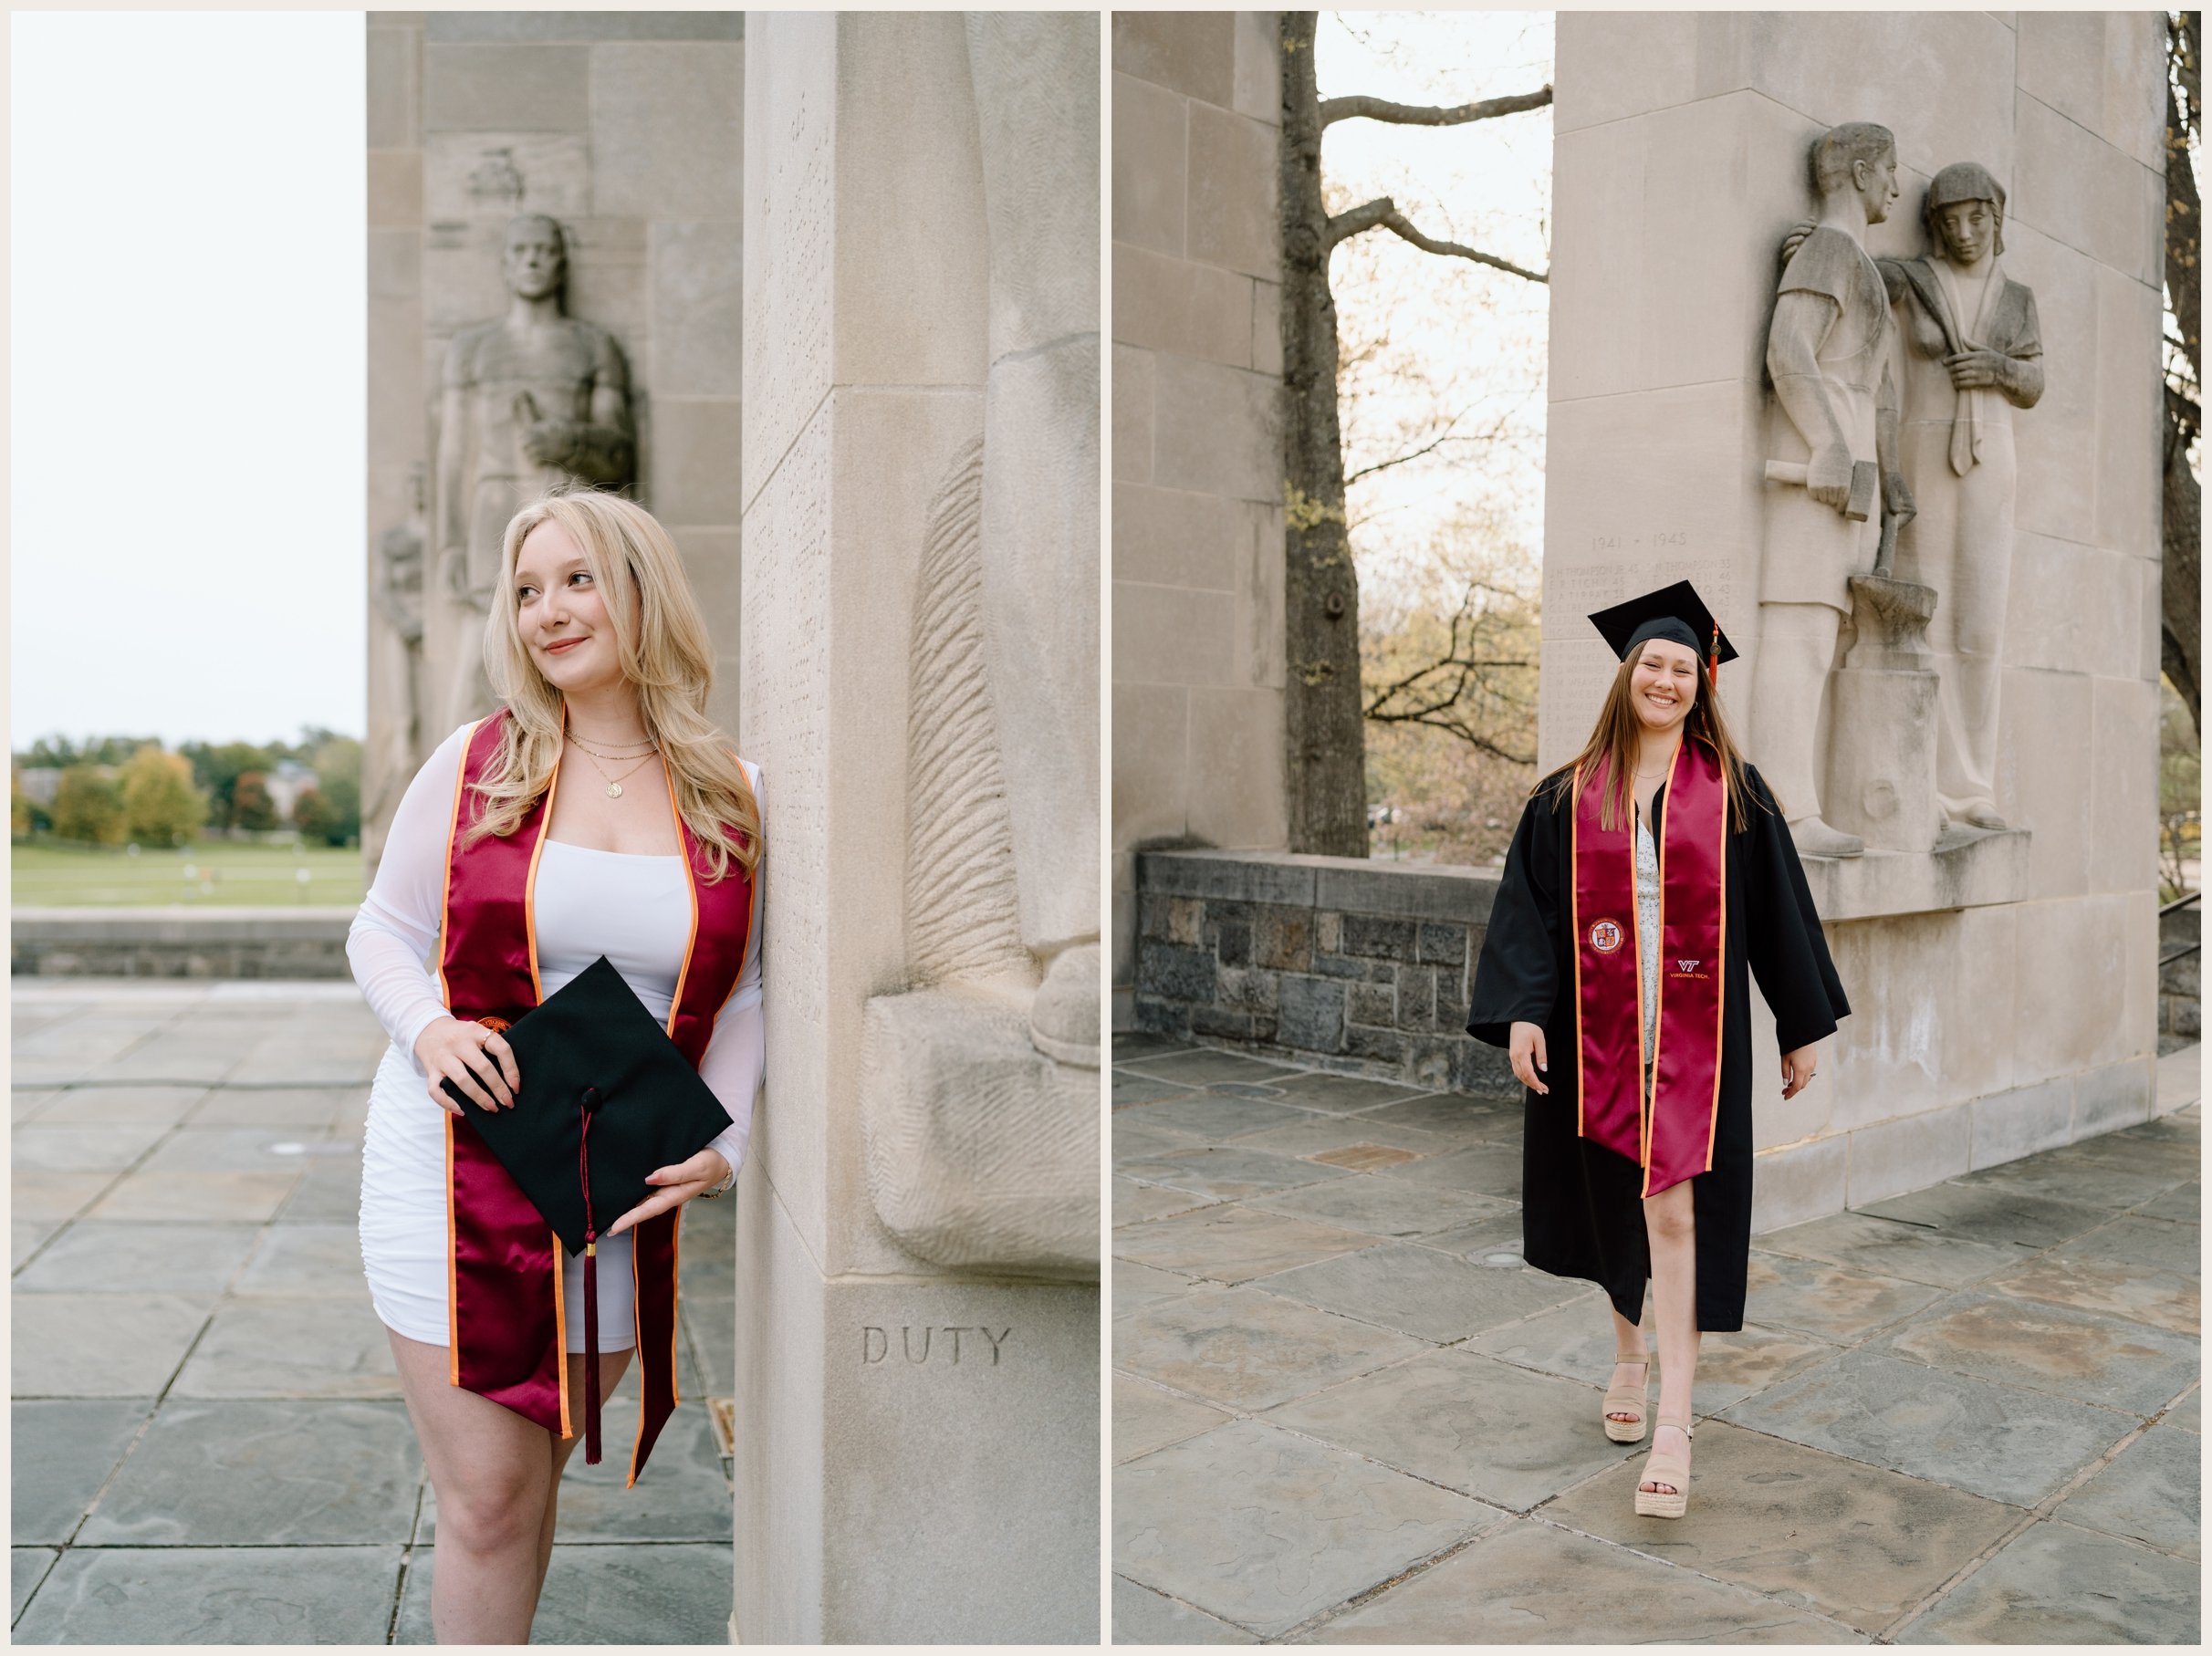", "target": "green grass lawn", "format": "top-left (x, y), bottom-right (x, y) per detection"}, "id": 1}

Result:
top-left (11, 839), bottom-right (367, 908)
